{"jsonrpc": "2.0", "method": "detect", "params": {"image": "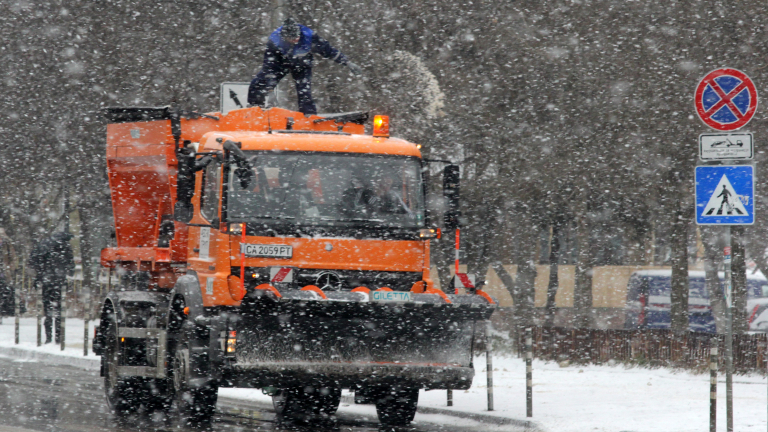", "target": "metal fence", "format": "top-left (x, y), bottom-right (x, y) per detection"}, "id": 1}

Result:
top-left (516, 327), bottom-right (768, 374)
